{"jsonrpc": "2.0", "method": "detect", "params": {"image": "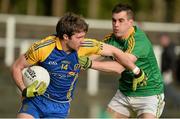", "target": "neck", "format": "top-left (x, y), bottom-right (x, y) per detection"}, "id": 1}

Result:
top-left (61, 40), bottom-right (72, 54)
top-left (121, 26), bottom-right (134, 39)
